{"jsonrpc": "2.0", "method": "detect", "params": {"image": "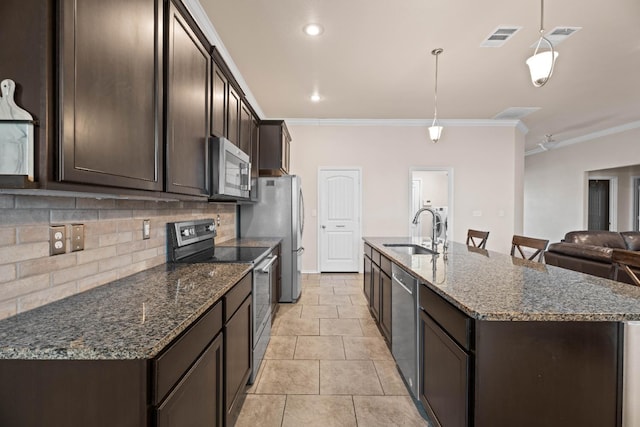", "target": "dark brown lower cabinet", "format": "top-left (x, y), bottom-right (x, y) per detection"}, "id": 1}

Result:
top-left (371, 263), bottom-right (381, 321)
top-left (363, 255), bottom-right (372, 303)
top-left (156, 333), bottom-right (224, 427)
top-left (225, 294), bottom-right (252, 426)
top-left (380, 270), bottom-right (392, 343)
top-left (420, 310), bottom-right (469, 427)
